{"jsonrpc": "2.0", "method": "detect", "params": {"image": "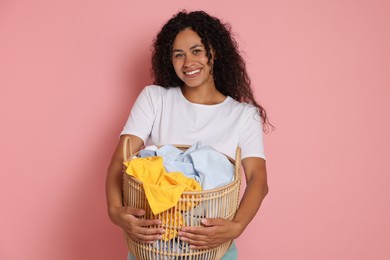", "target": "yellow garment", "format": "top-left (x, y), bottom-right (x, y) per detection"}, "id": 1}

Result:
top-left (124, 156), bottom-right (201, 240)
top-left (156, 209), bottom-right (184, 240)
top-left (123, 156), bottom-right (201, 215)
